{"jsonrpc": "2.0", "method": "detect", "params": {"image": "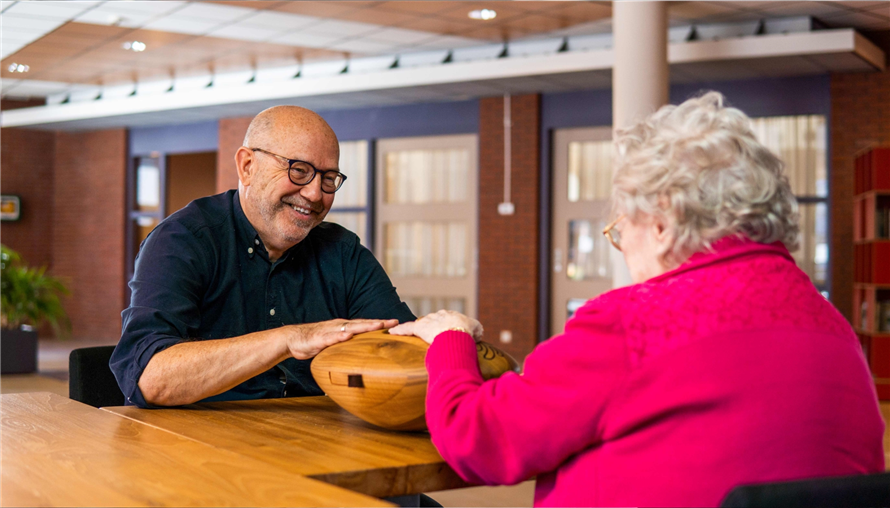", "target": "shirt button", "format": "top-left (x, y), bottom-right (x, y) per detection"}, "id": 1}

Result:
top-left (270, 308), bottom-right (276, 316)
top-left (255, 239), bottom-right (260, 245)
top-left (248, 247), bottom-right (254, 254)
